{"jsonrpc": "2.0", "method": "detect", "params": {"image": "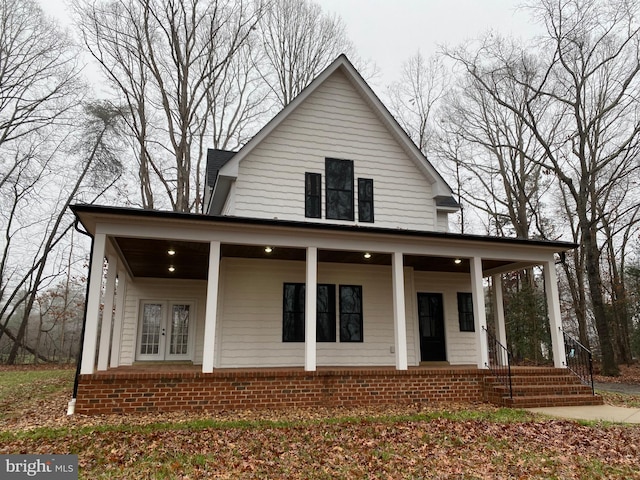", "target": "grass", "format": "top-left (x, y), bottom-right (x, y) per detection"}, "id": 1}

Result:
top-left (0, 368), bottom-right (74, 420)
